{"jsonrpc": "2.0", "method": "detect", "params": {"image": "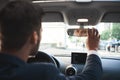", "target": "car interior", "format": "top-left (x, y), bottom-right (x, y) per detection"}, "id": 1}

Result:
top-left (1, 0), bottom-right (120, 80)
